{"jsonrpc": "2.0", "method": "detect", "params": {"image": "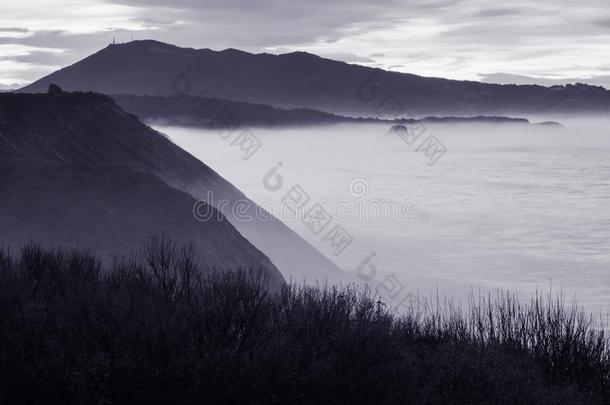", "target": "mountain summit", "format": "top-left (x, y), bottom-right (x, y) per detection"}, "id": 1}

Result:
top-left (20, 40), bottom-right (610, 116)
